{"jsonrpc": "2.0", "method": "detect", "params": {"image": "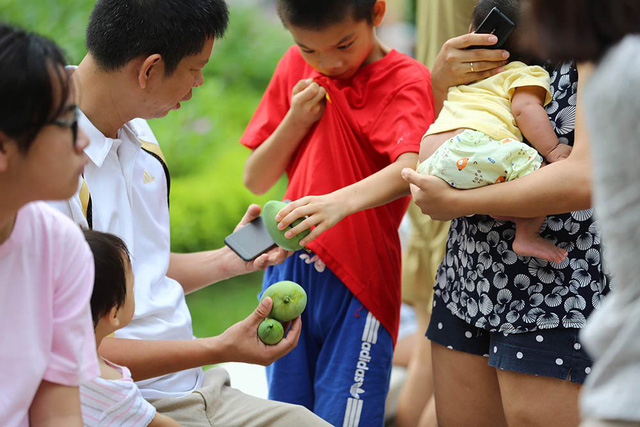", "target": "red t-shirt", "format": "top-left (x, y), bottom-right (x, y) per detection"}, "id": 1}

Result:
top-left (241, 46), bottom-right (435, 343)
